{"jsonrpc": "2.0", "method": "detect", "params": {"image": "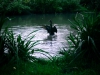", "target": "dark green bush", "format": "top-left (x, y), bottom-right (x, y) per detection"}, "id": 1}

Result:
top-left (0, 29), bottom-right (40, 64)
top-left (8, 0), bottom-right (30, 14)
top-left (0, 0), bottom-right (82, 14)
top-left (28, 0), bottom-right (62, 13)
top-left (0, 15), bottom-right (39, 64)
top-left (80, 0), bottom-right (100, 11)
top-left (68, 13), bottom-right (100, 62)
top-left (0, 0), bottom-right (30, 15)
top-left (29, 0), bottom-right (81, 13)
